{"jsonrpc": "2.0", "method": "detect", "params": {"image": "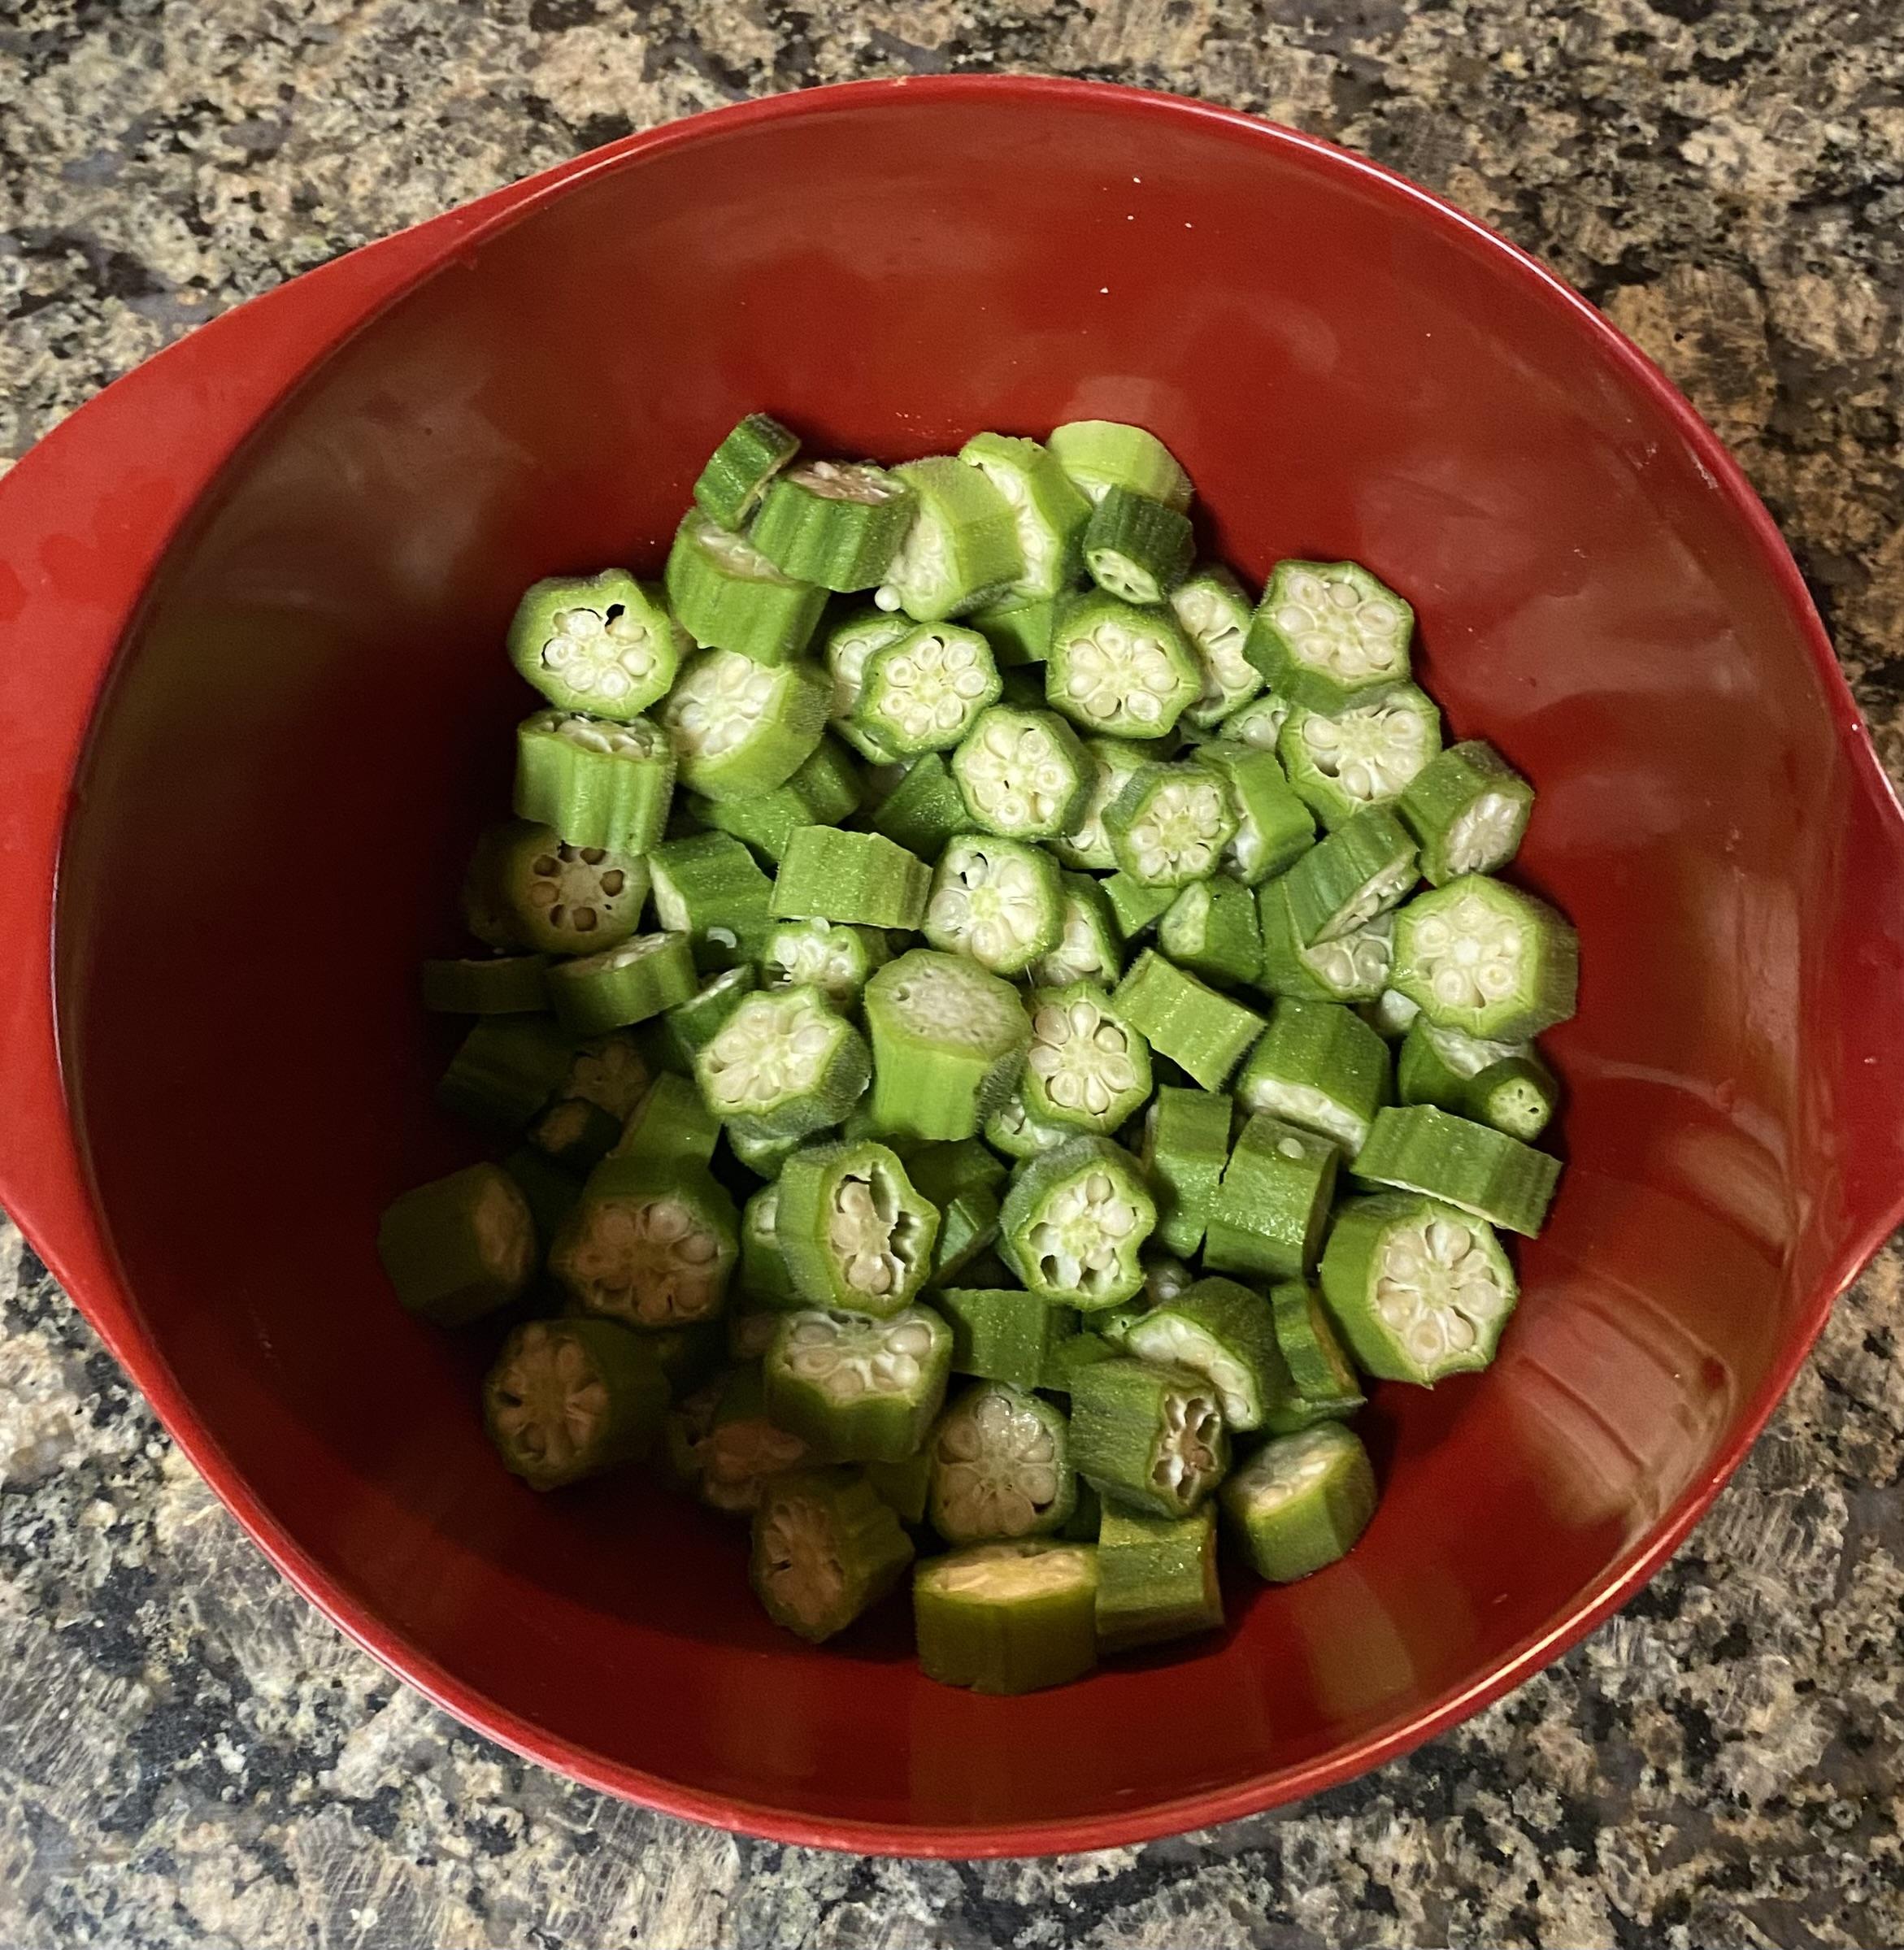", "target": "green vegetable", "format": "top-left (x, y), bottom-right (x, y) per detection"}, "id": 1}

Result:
top-left (776, 1139), bottom-right (941, 1315)
top-left (981, 1079), bottom-right (1078, 1162)
top-left (501, 1144), bottom-right (582, 1253)
top-left (972, 595), bottom-right (1059, 666)
top-left (694, 985), bottom-right (871, 1141)
top-left (1157, 876), bottom-right (1262, 989)
top-left (759, 917), bottom-right (889, 1005)
top-left (915, 1541), bottom-right (1099, 1693)
top-left (863, 949), bottom-right (1031, 1142)
top-left (1362, 986), bottom-right (1423, 1040)
top-left (902, 1139), bottom-right (1007, 1284)
top-left (1069, 1357), bottom-right (1228, 1519)
top-left (1105, 762), bottom-right (1238, 888)
top-left (377, 1164), bottom-right (536, 1327)
top-left (1082, 484), bottom-right (1194, 605)
top-left (1257, 879), bottom-right (1396, 1004)
top-left (525, 1094), bottom-right (620, 1173)
top-left (655, 965), bottom-right (759, 1071)
top-left (1236, 998), bottom-right (1391, 1155)
top-left (463, 819), bottom-right (649, 958)
top-left (738, 1181), bottom-right (801, 1308)
top-left (1032, 872), bottom-right (1125, 989)
top-left (1171, 565), bottom-right (1265, 729)
top-left (1202, 1112), bottom-right (1338, 1280)
top-left (1219, 691), bottom-right (1293, 752)
top-left (661, 648), bottom-right (828, 801)
top-left (750, 459), bottom-right (915, 591)
top-left (1048, 420), bottom-right (1193, 511)
top-left (1397, 1019), bottom-right (1558, 1141)
top-left (924, 835), bottom-right (1063, 975)
top-left (1045, 589), bottom-right (1201, 739)
top-left (1396, 739), bottom-right (1534, 885)
top-left (866, 1452), bottom-right (934, 1524)
top-left (1113, 949), bottom-right (1265, 1092)
top-left (999, 1135), bottom-right (1157, 1310)
top-left (1139, 1086), bottom-right (1233, 1257)
top-left (437, 1013), bottom-right (579, 1135)
top-left (770, 826), bottom-right (930, 930)
top-left (1095, 1504), bottom-right (1223, 1652)
top-left (420, 953), bottom-right (549, 1016)
top-left (822, 604), bottom-right (911, 760)
top-left (763, 1307), bottom-right (952, 1461)
top-left (692, 410), bottom-right (799, 529)
top-left (1102, 871), bottom-right (1177, 940)
top-left (928, 1379), bottom-right (1077, 1543)
top-left (546, 931), bottom-right (698, 1036)
top-left (514, 709), bottom-right (676, 858)
top-left (1279, 686), bottom-right (1442, 831)
top-left (666, 1366), bottom-right (811, 1514)
top-left (612, 1071), bottom-right (721, 1171)
top-left (1191, 740), bottom-right (1315, 884)
top-left (692, 736), bottom-right (862, 862)
top-left (854, 620), bottom-right (1002, 756)
top-left (1351, 1103), bottom-right (1561, 1237)
top-left (1269, 1279), bottom-right (1367, 1422)
top-left (665, 509), bottom-right (828, 663)
top-left (507, 571), bottom-right (685, 719)
top-left (876, 455), bottom-right (1024, 621)
top-left (1244, 560), bottom-right (1413, 714)
top-left (750, 1468), bottom-right (915, 1643)
top-left (1019, 981), bottom-right (1152, 1135)
top-left (937, 1287), bottom-right (1076, 1392)
top-left (484, 1318), bottom-right (668, 1490)
top-left (1278, 809), bottom-right (1419, 945)
top-left (867, 751), bottom-right (969, 860)
top-left (1221, 1423), bottom-right (1376, 1582)
top-left (950, 704), bottom-right (1092, 840)
top-left (1124, 1275), bottom-right (1287, 1432)
top-left (1050, 736), bottom-right (1150, 869)
top-left (550, 1153), bottom-right (738, 1327)
top-left (1390, 874), bottom-right (1579, 1040)
top-left (958, 431), bottom-right (1093, 599)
